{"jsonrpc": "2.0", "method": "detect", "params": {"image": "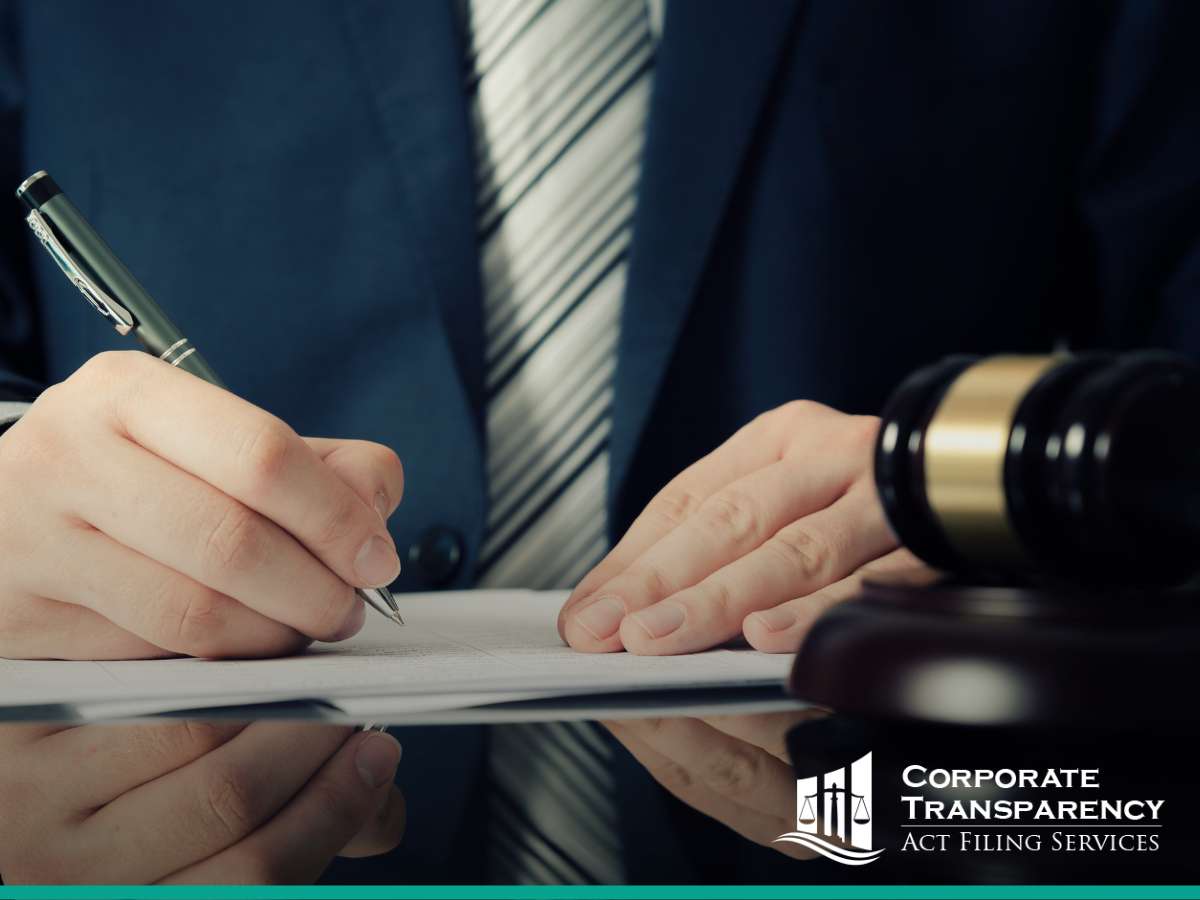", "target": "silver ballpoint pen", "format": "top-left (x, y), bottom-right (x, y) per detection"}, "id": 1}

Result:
top-left (17, 170), bottom-right (404, 627)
